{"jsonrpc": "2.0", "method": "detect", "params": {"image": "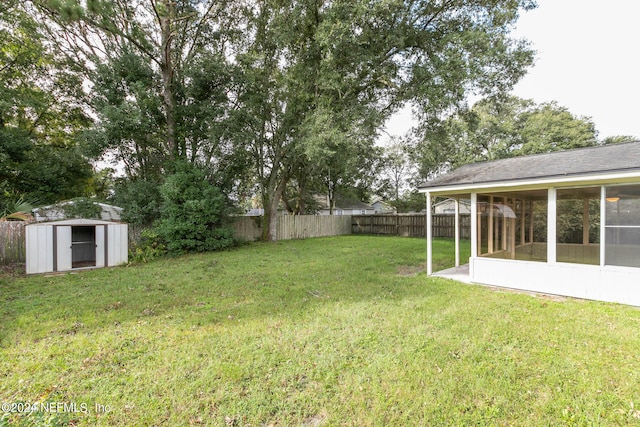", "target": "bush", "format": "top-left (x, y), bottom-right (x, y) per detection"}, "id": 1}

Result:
top-left (130, 228), bottom-right (167, 263)
top-left (111, 179), bottom-right (162, 227)
top-left (155, 162), bottom-right (235, 255)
